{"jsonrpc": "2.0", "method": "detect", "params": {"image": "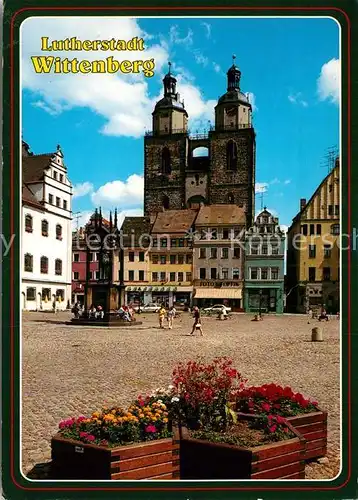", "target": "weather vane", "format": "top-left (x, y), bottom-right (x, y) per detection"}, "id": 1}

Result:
top-left (168, 61), bottom-right (172, 73)
top-left (232, 54), bottom-right (236, 64)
